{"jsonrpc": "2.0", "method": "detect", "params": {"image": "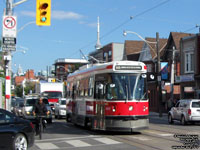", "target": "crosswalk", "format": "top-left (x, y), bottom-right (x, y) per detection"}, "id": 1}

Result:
top-left (35, 137), bottom-right (122, 150)
top-left (32, 130), bottom-right (200, 150)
